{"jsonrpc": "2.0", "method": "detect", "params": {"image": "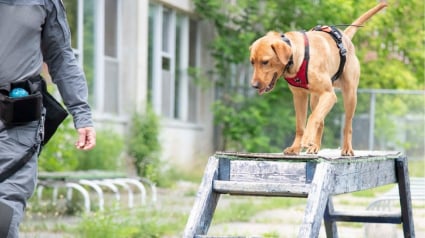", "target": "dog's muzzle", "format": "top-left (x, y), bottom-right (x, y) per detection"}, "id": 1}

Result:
top-left (252, 72), bottom-right (279, 95)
